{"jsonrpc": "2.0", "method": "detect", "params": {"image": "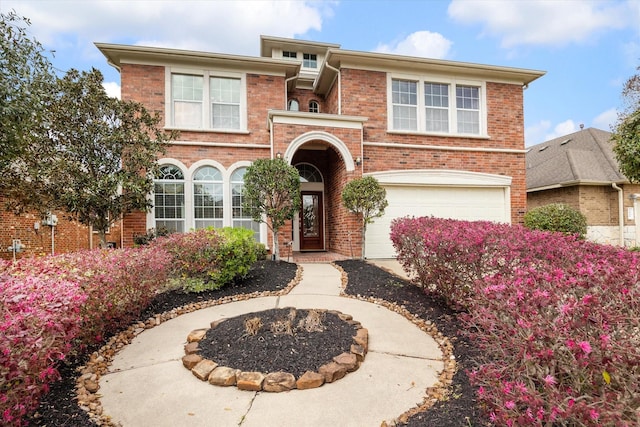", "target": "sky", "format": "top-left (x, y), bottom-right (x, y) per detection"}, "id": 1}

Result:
top-left (2, 0), bottom-right (638, 146)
